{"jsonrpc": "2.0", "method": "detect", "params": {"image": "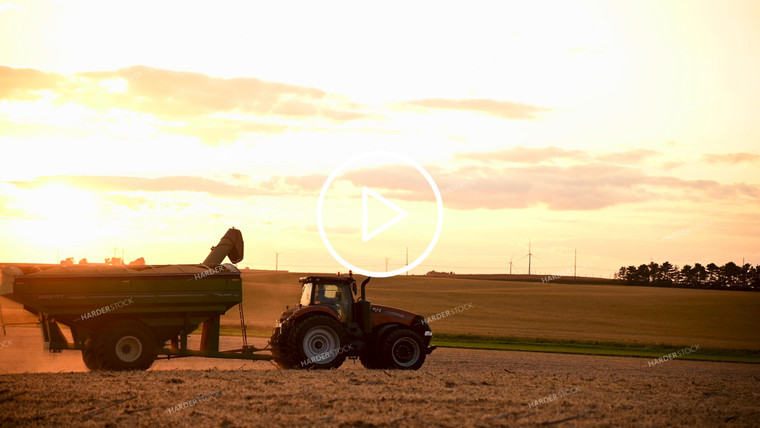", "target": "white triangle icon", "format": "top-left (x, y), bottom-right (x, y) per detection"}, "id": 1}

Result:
top-left (362, 186), bottom-right (408, 242)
